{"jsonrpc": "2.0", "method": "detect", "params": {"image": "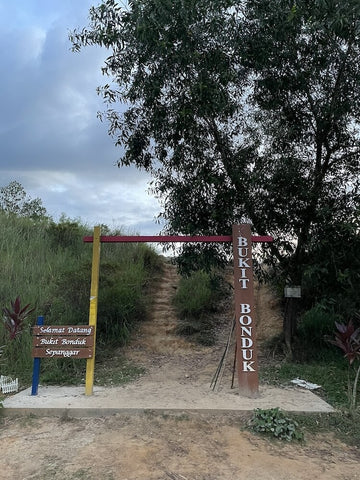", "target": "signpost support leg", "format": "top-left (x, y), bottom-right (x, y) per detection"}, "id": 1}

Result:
top-left (85, 226), bottom-right (101, 396)
top-left (31, 315), bottom-right (44, 396)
